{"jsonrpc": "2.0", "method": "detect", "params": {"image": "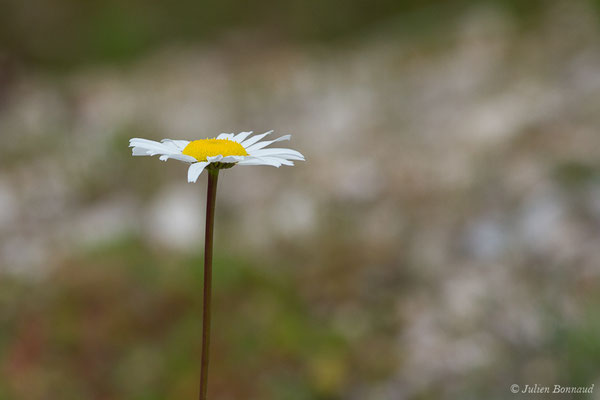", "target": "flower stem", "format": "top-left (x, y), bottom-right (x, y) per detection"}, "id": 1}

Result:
top-left (199, 168), bottom-right (219, 400)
